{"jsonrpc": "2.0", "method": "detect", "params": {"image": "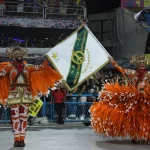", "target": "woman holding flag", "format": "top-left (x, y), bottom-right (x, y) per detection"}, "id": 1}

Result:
top-left (90, 53), bottom-right (150, 144)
